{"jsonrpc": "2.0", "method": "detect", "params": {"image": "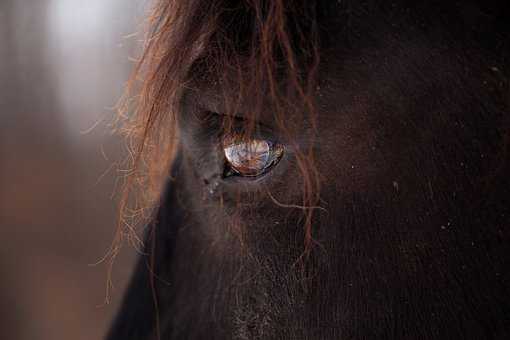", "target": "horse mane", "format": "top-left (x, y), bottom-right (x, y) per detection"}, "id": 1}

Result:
top-left (108, 0), bottom-right (322, 286)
